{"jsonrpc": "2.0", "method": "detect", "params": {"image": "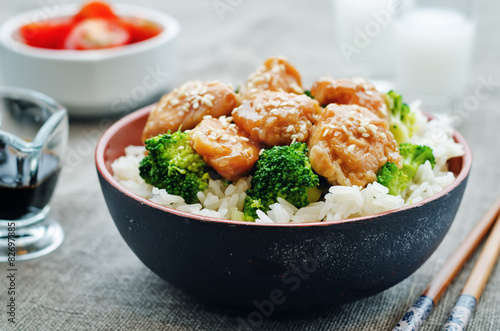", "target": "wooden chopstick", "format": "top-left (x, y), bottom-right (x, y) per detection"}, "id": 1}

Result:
top-left (440, 212), bottom-right (500, 330)
top-left (392, 197), bottom-right (500, 331)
